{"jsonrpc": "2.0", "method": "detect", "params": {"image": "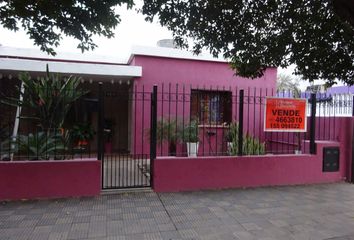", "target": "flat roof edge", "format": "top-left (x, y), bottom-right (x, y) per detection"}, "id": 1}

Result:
top-left (0, 58), bottom-right (142, 77)
top-left (129, 45), bottom-right (227, 63)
